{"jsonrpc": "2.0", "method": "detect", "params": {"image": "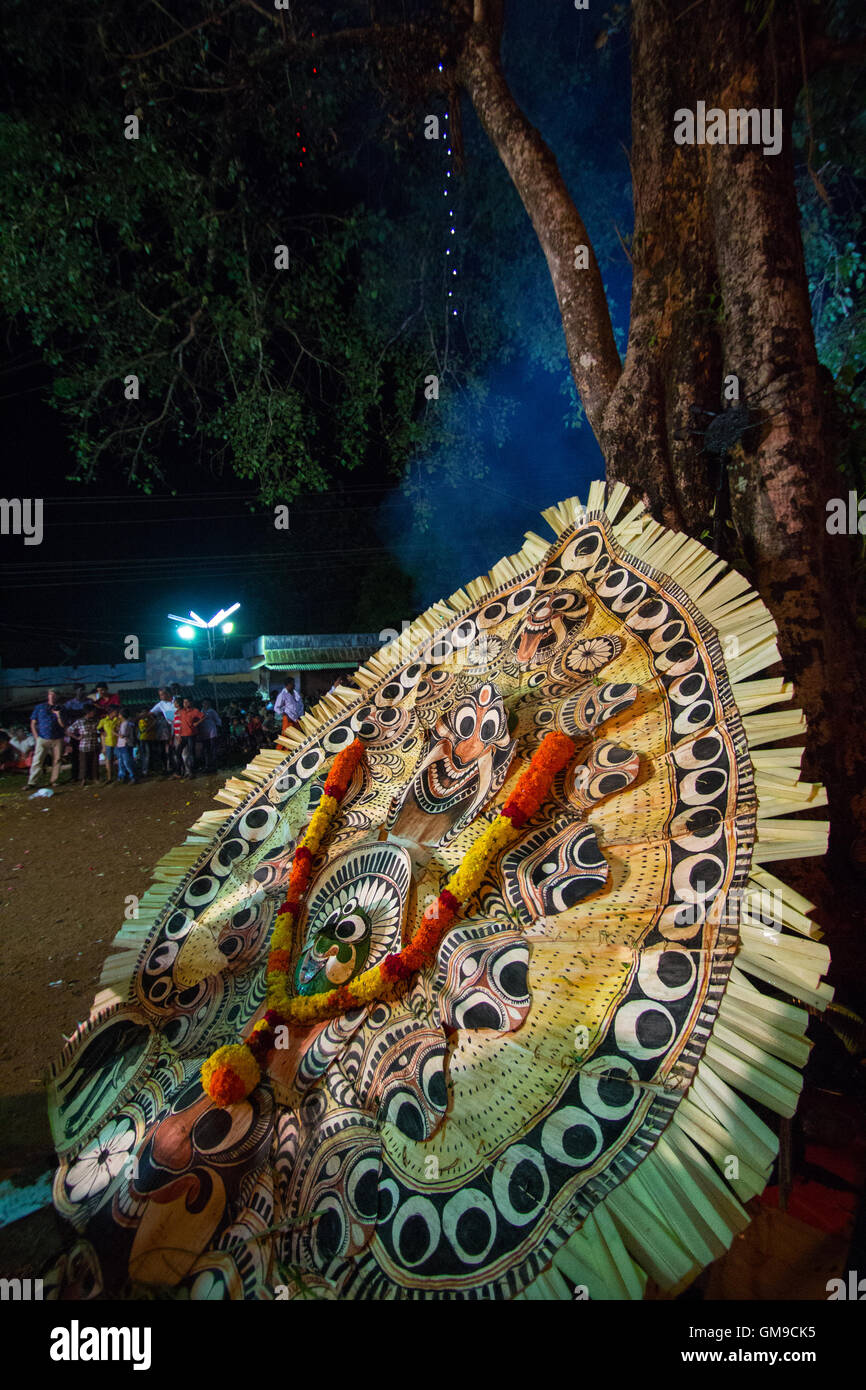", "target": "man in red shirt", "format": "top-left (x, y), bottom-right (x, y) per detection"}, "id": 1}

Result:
top-left (177, 698), bottom-right (203, 777)
top-left (89, 683), bottom-right (120, 712)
